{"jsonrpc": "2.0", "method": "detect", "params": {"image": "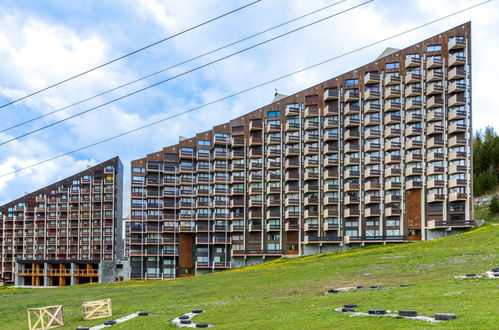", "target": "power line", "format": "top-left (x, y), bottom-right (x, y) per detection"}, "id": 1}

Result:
top-left (0, 0), bottom-right (491, 178)
top-left (0, 0), bottom-right (262, 109)
top-left (0, 0), bottom-right (373, 146)
top-left (0, 0), bottom-right (348, 134)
